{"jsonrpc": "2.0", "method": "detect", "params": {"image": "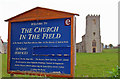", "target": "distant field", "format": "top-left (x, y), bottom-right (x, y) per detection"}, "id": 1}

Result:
top-left (75, 48), bottom-right (118, 77)
top-left (1, 48), bottom-right (118, 77)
